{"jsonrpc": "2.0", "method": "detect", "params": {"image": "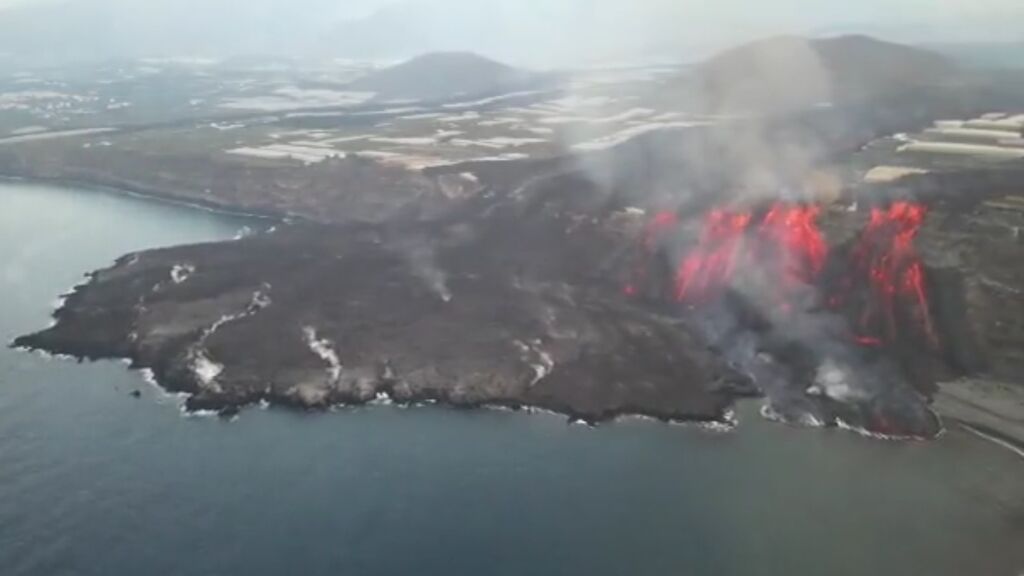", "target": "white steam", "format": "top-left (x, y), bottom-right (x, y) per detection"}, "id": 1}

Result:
top-left (302, 326), bottom-right (343, 384)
